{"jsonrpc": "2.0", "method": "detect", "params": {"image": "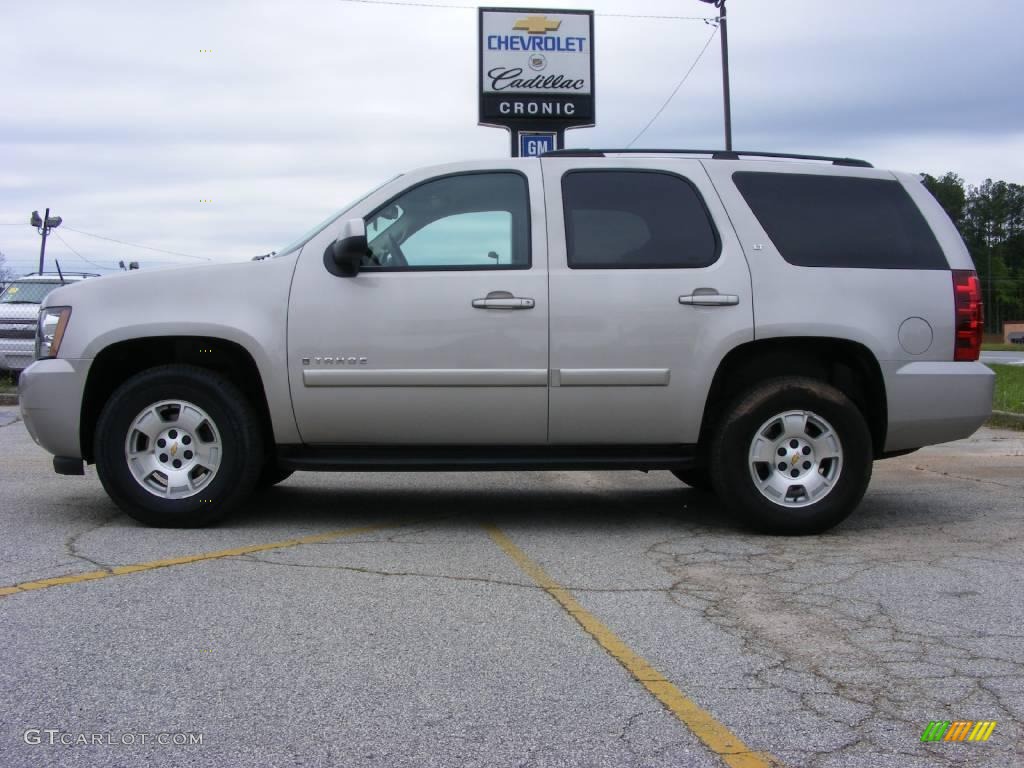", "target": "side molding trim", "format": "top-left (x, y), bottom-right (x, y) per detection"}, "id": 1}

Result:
top-left (303, 369), bottom-right (548, 388)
